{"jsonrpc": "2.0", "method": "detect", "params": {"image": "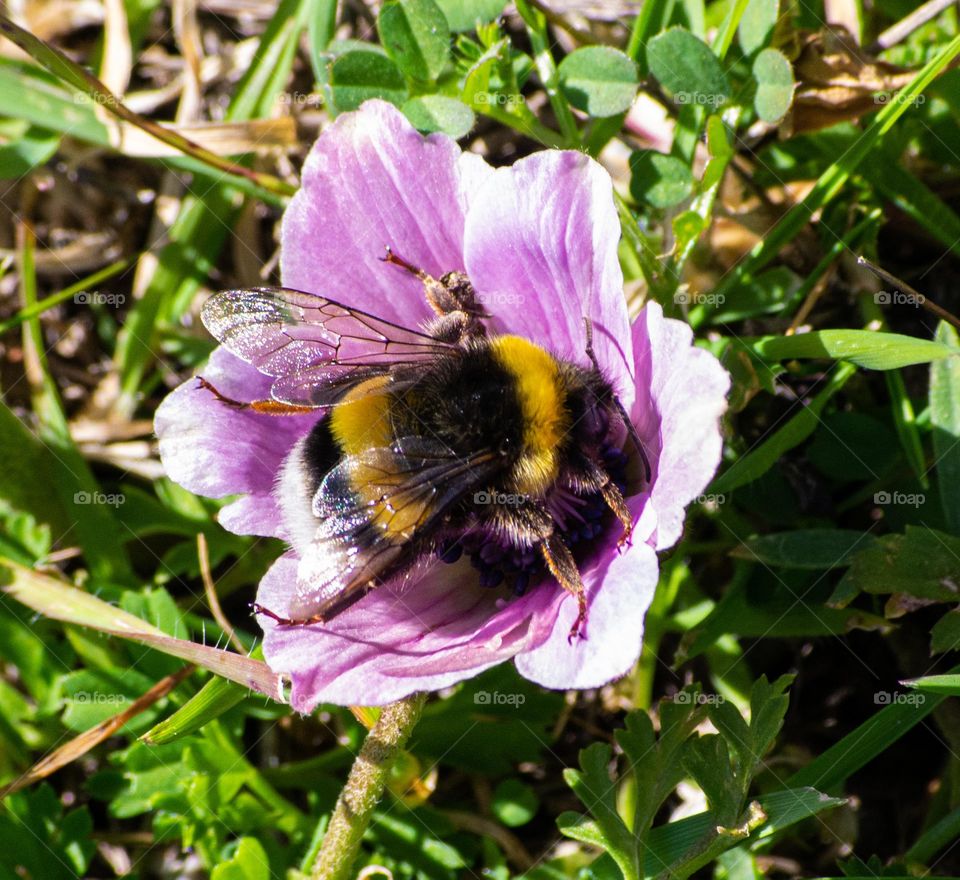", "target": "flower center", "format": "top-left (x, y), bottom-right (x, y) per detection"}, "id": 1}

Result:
top-left (436, 443), bottom-right (629, 596)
